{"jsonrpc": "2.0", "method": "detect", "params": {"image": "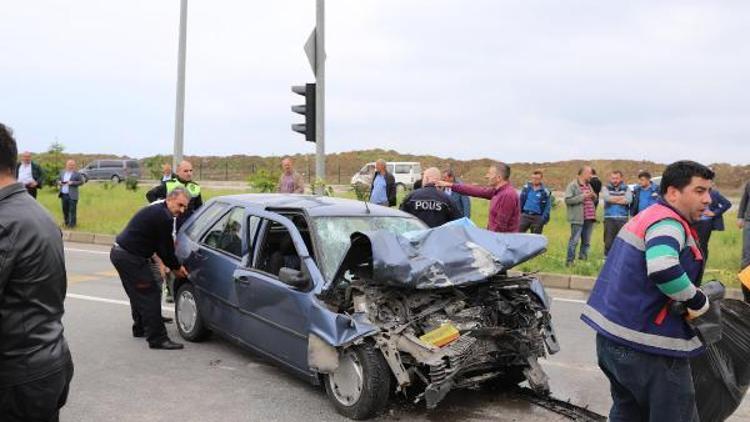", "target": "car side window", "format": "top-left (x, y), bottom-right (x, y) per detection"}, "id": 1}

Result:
top-left (395, 164), bottom-right (411, 174)
top-left (202, 207), bottom-right (244, 258)
top-left (253, 220), bottom-right (301, 278)
top-left (246, 215), bottom-right (261, 263)
top-left (185, 203), bottom-right (228, 241)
